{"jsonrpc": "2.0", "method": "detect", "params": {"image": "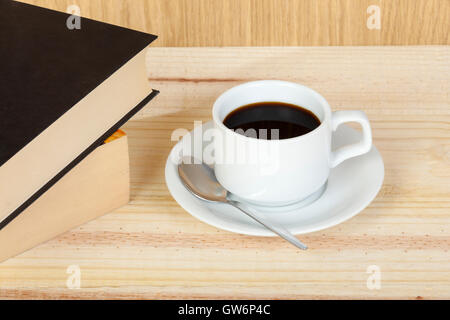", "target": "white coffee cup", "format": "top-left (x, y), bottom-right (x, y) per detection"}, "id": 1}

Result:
top-left (212, 80), bottom-right (372, 206)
